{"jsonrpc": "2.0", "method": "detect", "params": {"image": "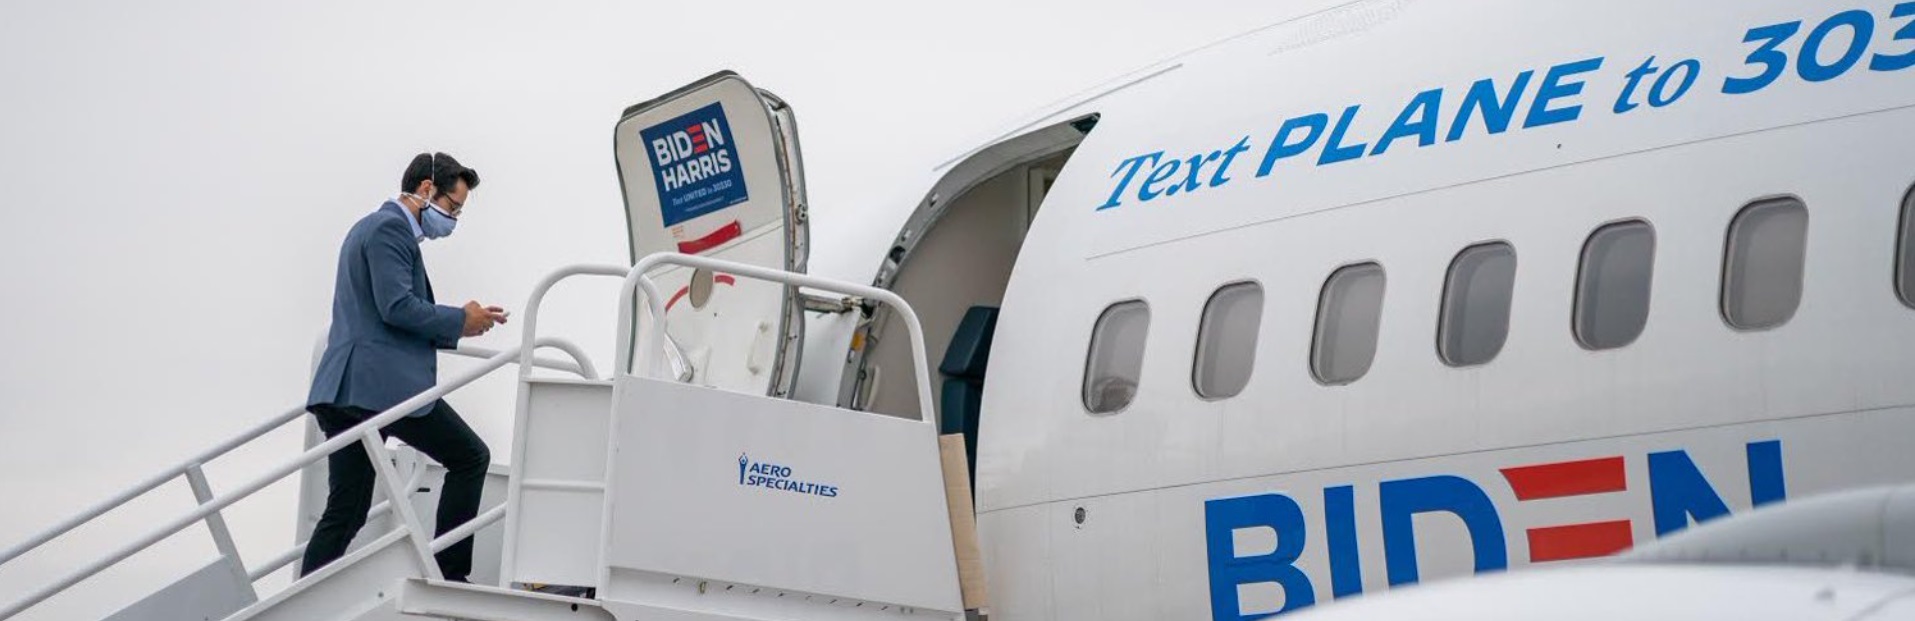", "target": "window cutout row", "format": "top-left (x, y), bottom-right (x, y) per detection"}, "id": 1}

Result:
top-left (1079, 192), bottom-right (1845, 411)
